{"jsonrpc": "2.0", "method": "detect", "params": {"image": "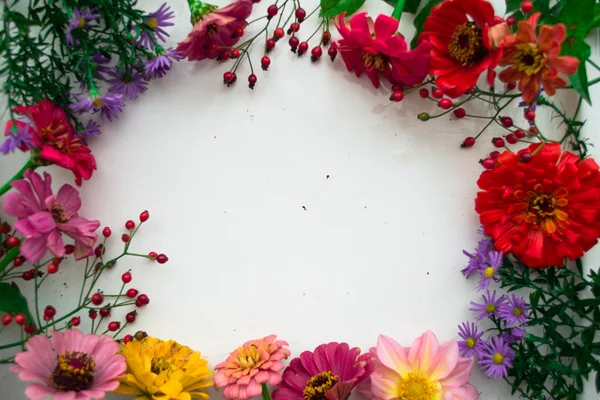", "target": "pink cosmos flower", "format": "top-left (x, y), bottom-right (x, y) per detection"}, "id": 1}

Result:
top-left (272, 342), bottom-right (376, 400)
top-left (3, 169), bottom-right (100, 263)
top-left (176, 0), bottom-right (253, 61)
top-left (362, 332), bottom-right (478, 400)
top-left (10, 329), bottom-right (126, 400)
top-left (334, 13), bottom-right (431, 88)
top-left (214, 334), bottom-right (290, 400)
